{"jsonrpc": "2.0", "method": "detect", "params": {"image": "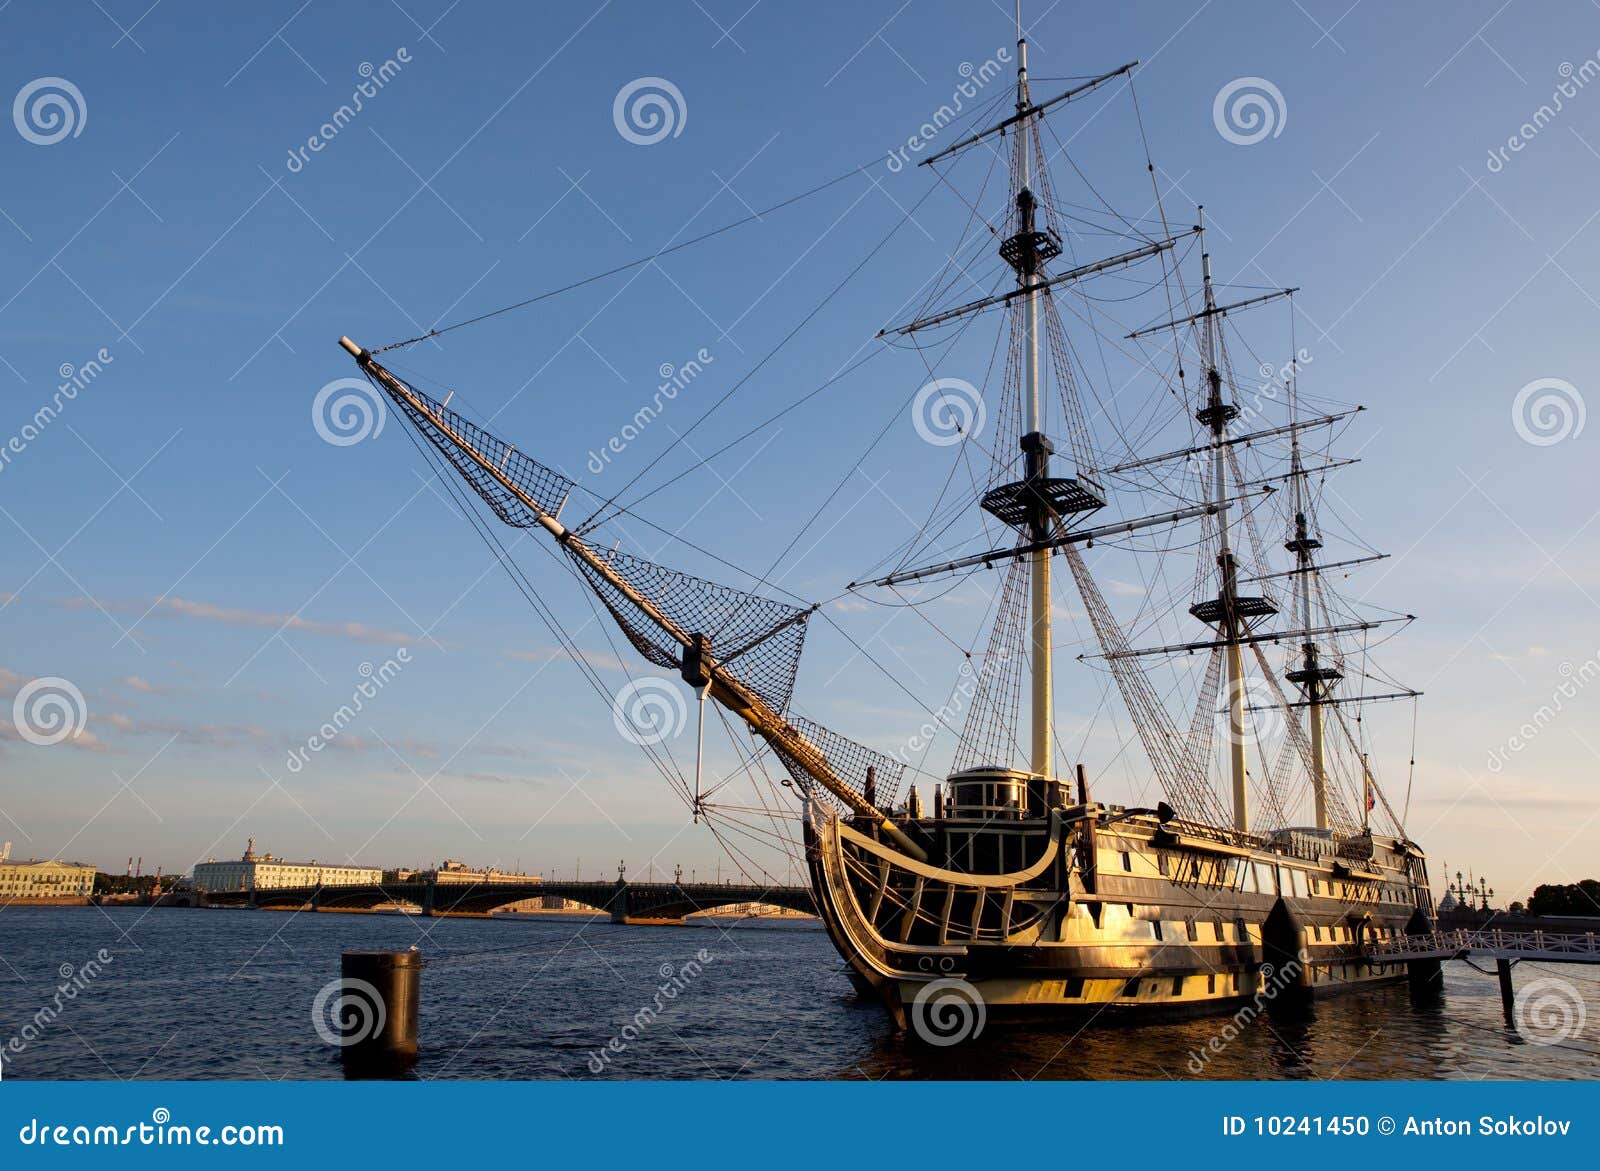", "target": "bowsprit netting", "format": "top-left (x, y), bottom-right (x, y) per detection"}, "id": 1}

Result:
top-left (377, 374), bottom-right (574, 524)
top-left (567, 545), bottom-right (811, 715)
top-left (772, 716), bottom-right (906, 813)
